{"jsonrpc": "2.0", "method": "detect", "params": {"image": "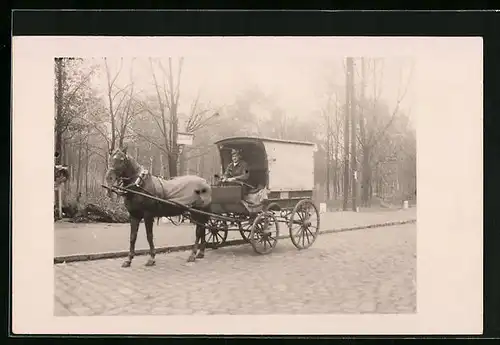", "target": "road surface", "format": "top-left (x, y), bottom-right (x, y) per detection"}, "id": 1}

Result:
top-left (54, 222), bottom-right (416, 315)
top-left (54, 208), bottom-right (416, 256)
